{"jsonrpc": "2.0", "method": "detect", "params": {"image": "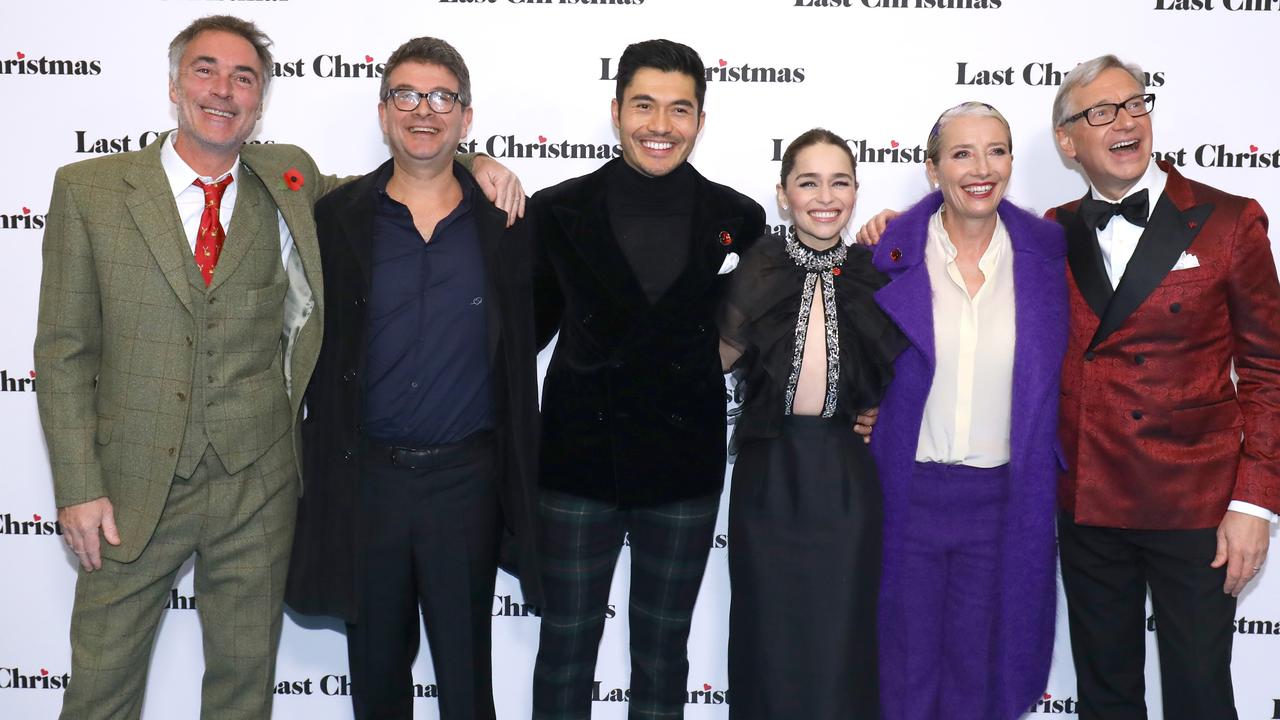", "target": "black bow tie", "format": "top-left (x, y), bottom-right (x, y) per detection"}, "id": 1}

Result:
top-left (1080, 189), bottom-right (1150, 231)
